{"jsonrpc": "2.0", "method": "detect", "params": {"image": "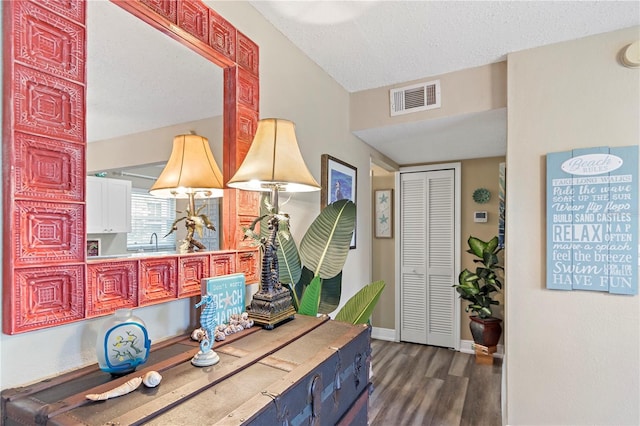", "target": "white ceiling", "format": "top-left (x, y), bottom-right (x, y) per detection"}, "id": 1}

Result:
top-left (249, 0), bottom-right (640, 165)
top-left (88, 1), bottom-right (640, 167)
